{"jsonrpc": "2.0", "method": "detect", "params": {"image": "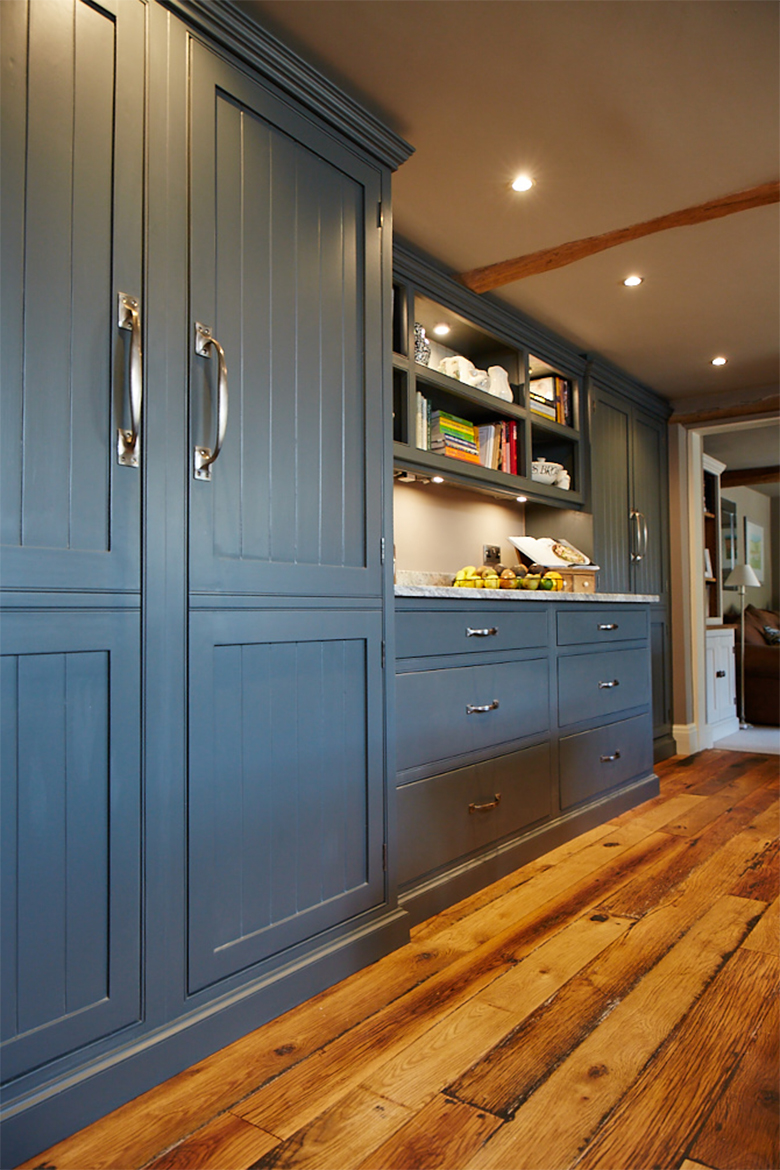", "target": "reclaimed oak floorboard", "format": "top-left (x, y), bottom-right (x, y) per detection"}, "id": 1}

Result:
top-left (15, 748), bottom-right (778, 1170)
